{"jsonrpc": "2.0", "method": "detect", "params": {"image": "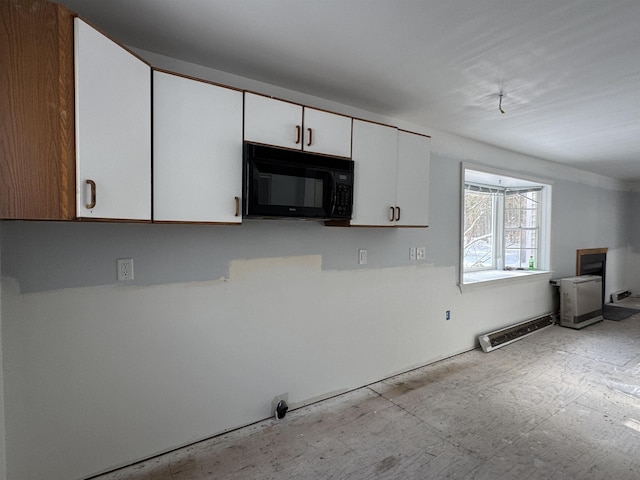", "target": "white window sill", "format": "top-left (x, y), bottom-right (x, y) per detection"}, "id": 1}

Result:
top-left (461, 269), bottom-right (553, 291)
